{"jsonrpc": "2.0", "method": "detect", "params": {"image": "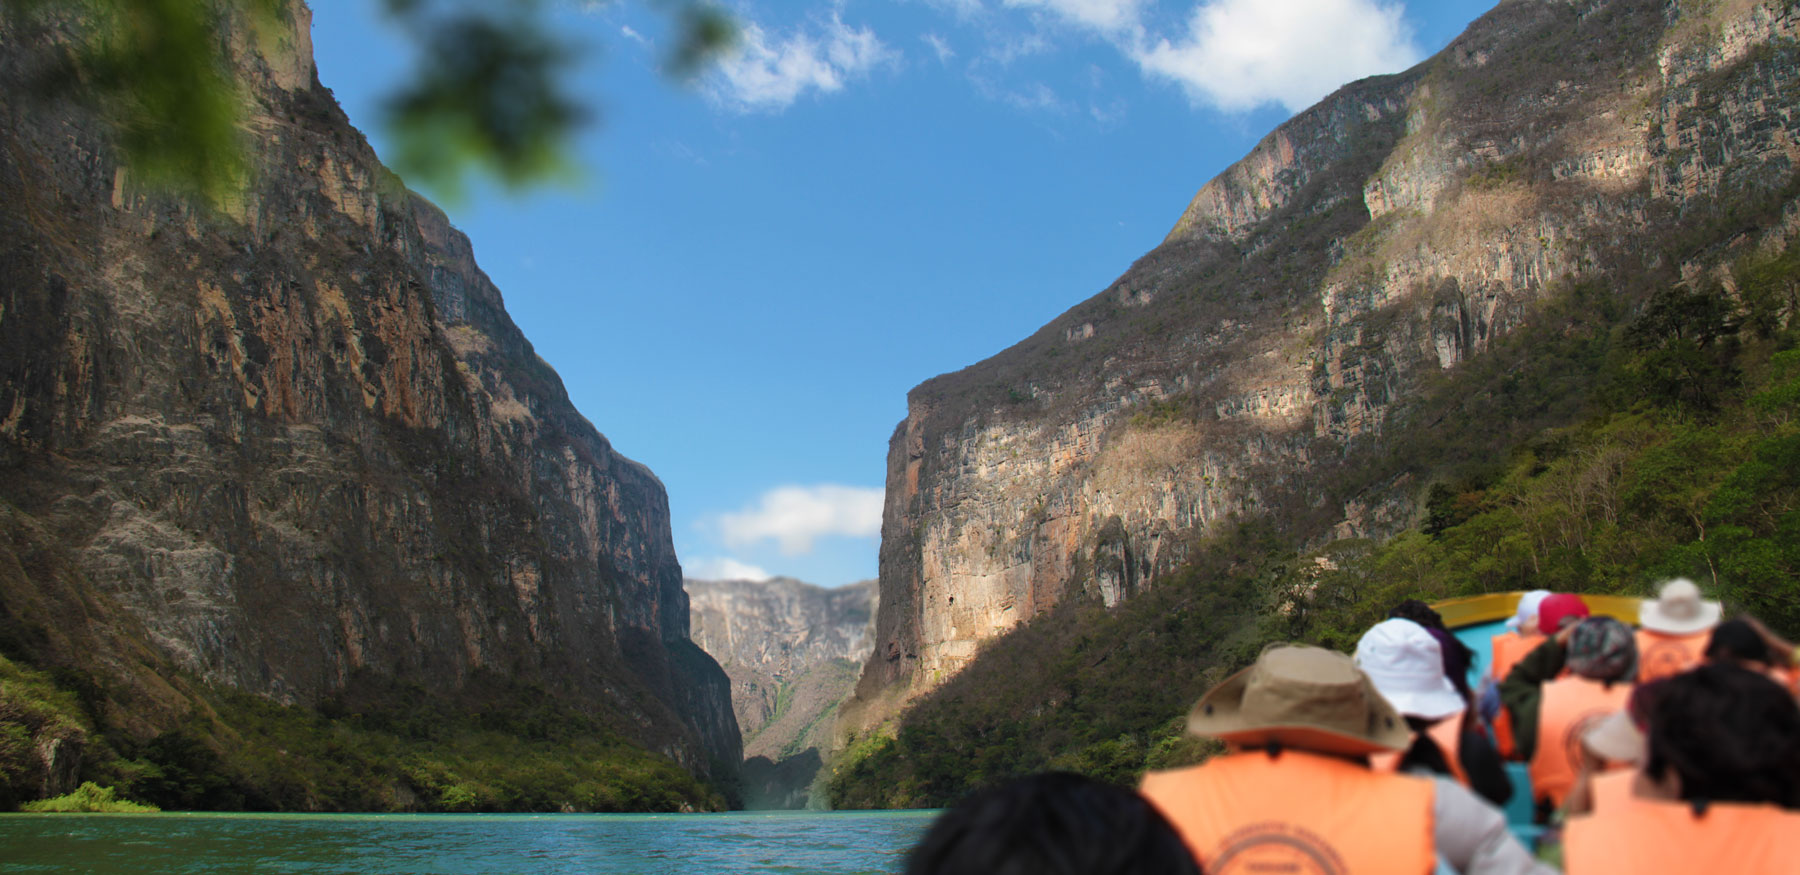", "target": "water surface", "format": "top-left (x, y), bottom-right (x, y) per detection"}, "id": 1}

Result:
top-left (0, 809), bottom-right (937, 874)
